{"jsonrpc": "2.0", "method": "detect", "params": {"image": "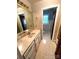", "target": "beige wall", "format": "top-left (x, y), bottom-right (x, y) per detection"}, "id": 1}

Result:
top-left (31, 0), bottom-right (60, 40)
top-left (32, 0), bottom-right (60, 29)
